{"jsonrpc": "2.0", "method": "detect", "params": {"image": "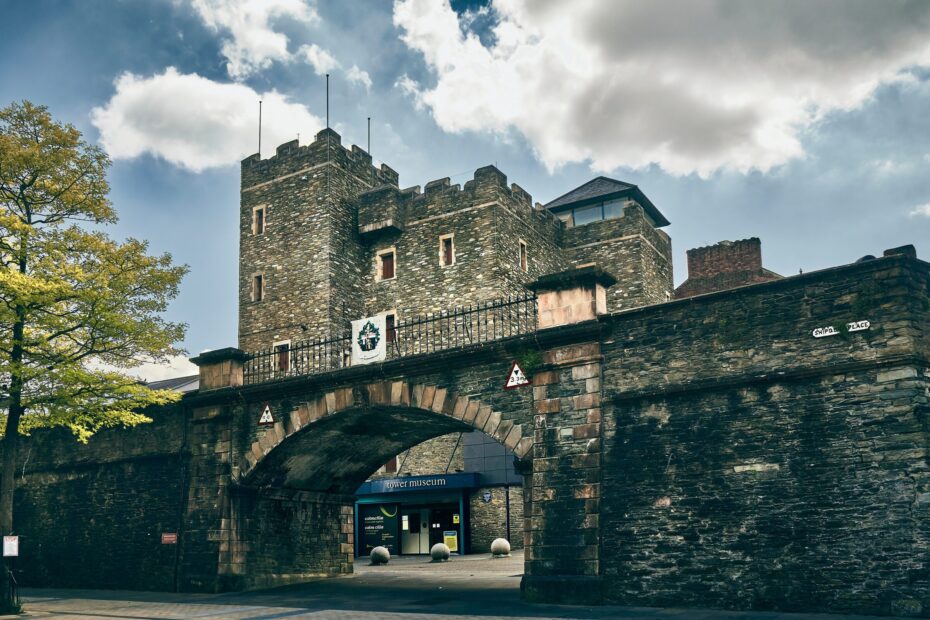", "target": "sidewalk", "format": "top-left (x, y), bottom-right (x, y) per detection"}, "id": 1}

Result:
top-left (2, 552), bottom-right (896, 620)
